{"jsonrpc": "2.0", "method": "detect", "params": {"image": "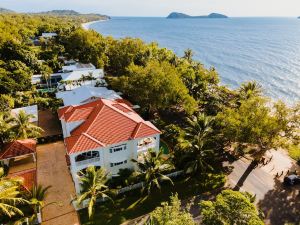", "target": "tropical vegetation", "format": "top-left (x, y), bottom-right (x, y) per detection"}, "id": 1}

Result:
top-left (200, 190), bottom-right (264, 225)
